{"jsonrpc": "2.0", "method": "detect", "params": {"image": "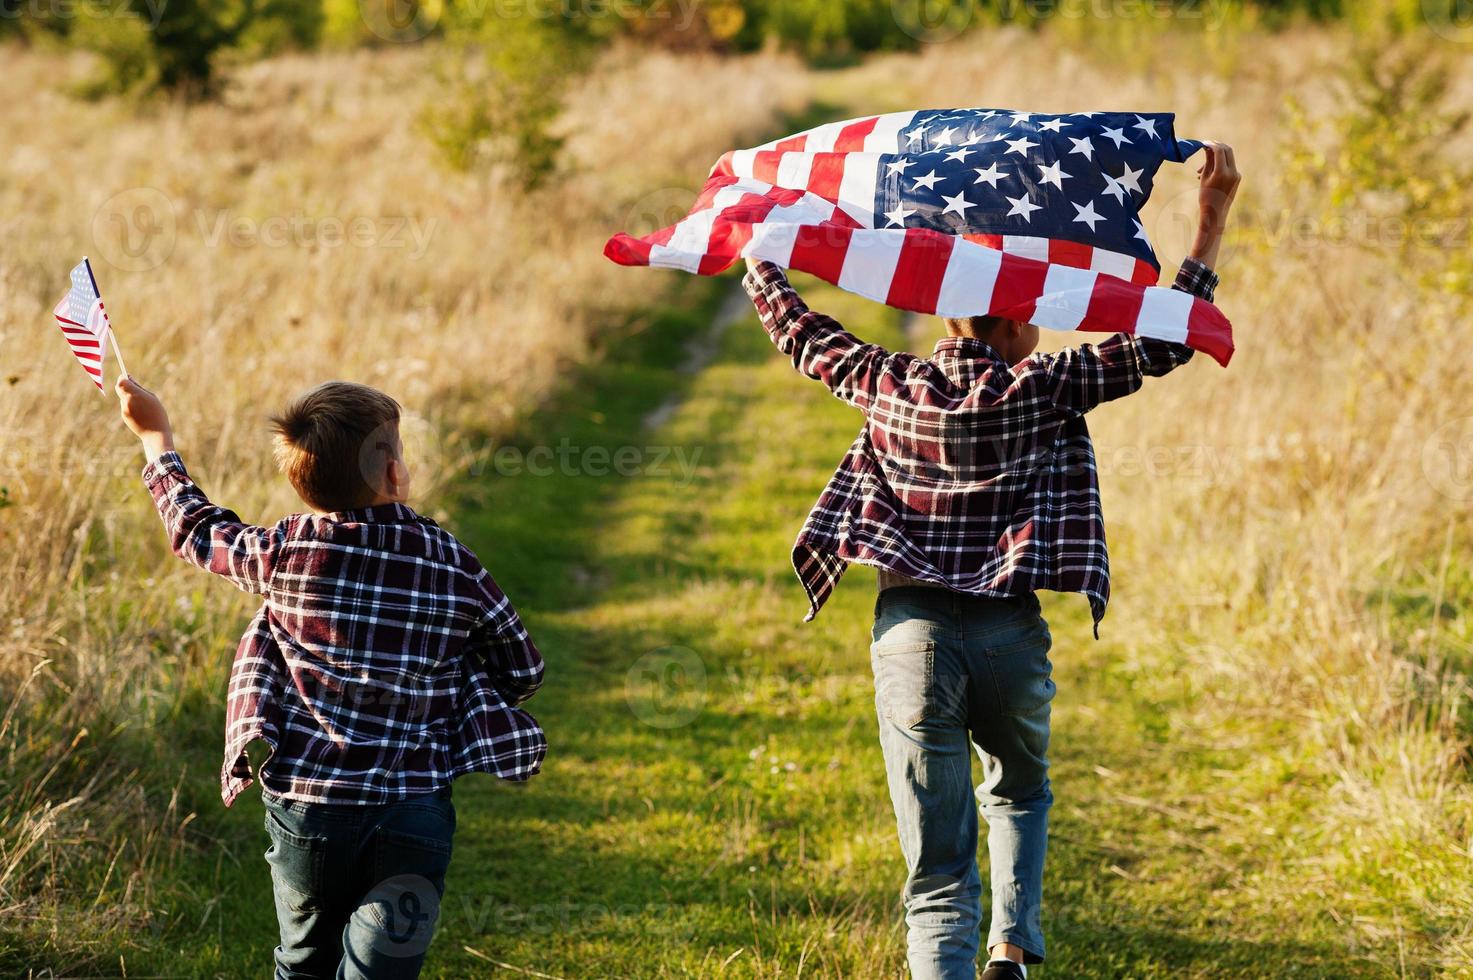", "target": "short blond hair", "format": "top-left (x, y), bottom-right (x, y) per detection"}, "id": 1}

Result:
top-left (270, 381), bottom-right (401, 513)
